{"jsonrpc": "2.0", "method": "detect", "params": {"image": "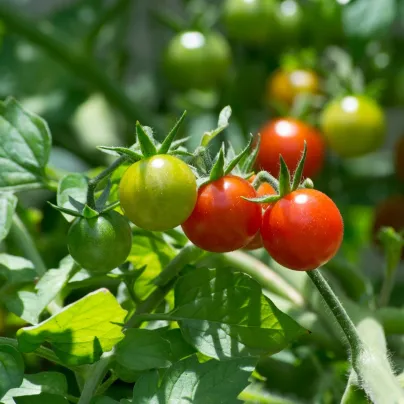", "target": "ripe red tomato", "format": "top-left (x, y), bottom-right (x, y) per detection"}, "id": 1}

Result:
top-left (261, 189), bottom-right (343, 271)
top-left (182, 175), bottom-right (262, 253)
top-left (244, 175), bottom-right (276, 250)
top-left (267, 69), bottom-right (320, 106)
top-left (373, 196), bottom-right (404, 241)
top-left (395, 136), bottom-right (404, 181)
top-left (256, 118), bottom-right (325, 179)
